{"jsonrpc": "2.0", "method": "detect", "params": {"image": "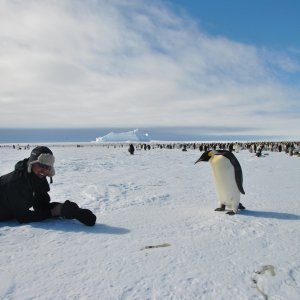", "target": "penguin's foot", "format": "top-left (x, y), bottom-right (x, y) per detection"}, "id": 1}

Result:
top-left (214, 205), bottom-right (225, 211)
top-left (226, 211), bottom-right (236, 215)
top-left (238, 203), bottom-right (246, 210)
